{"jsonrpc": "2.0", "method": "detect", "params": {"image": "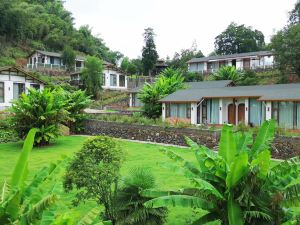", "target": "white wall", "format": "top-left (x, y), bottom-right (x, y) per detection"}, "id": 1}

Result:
top-left (0, 71), bottom-right (44, 110)
top-left (102, 68), bottom-right (127, 90)
top-left (191, 103), bottom-right (197, 125)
